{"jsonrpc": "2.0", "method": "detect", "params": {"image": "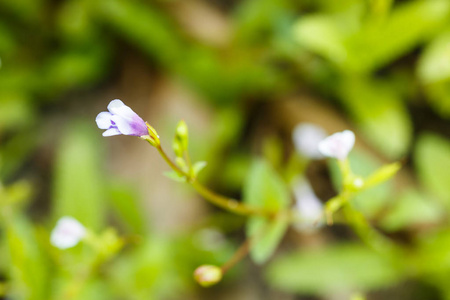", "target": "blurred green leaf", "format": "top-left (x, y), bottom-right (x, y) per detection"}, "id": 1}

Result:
top-left (243, 159), bottom-right (290, 264)
top-left (364, 161), bottom-right (402, 189)
top-left (95, 0), bottom-right (183, 68)
top-left (418, 30), bottom-right (450, 84)
top-left (52, 121), bottom-right (106, 230)
top-left (0, 92), bottom-right (35, 134)
top-left (108, 183), bottom-right (147, 234)
top-left (293, 14), bottom-right (347, 65)
top-left (0, 132), bottom-right (37, 180)
top-left (339, 77), bottom-right (412, 159)
top-left (266, 243), bottom-right (402, 295)
top-left (40, 44), bottom-right (112, 96)
top-left (380, 189), bottom-right (443, 231)
top-left (5, 214), bottom-right (50, 300)
top-left (293, 0), bottom-right (450, 72)
top-left (109, 237), bottom-right (185, 300)
top-left (163, 170), bottom-right (186, 183)
top-left (418, 30), bottom-right (450, 117)
top-left (344, 0), bottom-right (450, 72)
top-left (415, 133), bottom-right (450, 207)
top-left (192, 161), bottom-right (207, 178)
top-left (415, 229), bottom-right (450, 275)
